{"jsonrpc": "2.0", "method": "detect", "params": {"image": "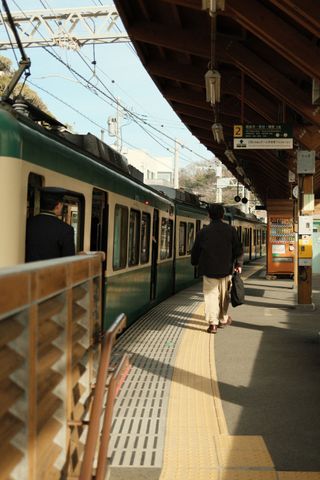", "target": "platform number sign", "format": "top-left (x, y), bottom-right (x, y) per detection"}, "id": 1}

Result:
top-left (234, 125), bottom-right (243, 137)
top-left (233, 124), bottom-right (293, 149)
